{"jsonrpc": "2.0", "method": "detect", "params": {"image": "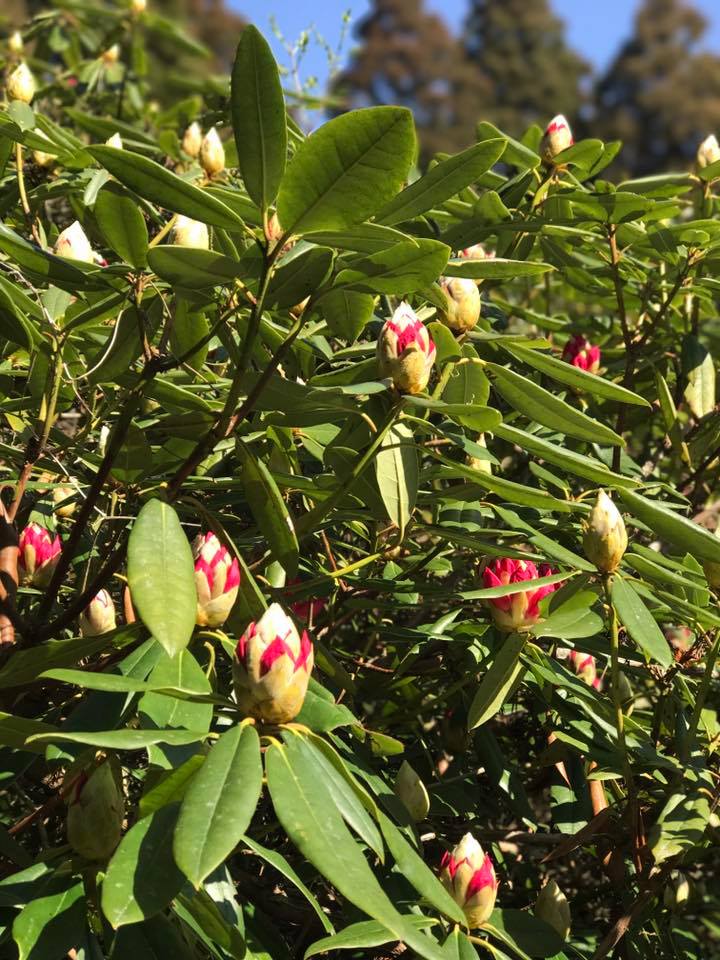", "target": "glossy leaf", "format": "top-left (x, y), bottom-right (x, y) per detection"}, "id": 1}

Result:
top-left (238, 440), bottom-right (299, 576)
top-left (95, 182), bottom-right (149, 268)
top-left (468, 633), bottom-right (527, 730)
top-left (611, 576), bottom-right (673, 668)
